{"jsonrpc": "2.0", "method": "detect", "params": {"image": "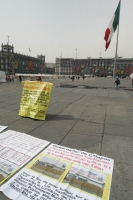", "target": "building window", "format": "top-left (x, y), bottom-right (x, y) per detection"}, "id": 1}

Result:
top-left (1, 65), bottom-right (4, 69)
